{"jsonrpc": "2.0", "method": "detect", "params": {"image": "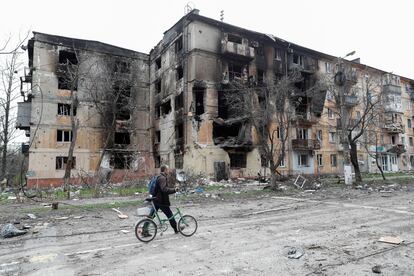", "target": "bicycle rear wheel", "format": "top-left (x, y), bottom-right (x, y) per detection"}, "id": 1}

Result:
top-left (135, 218), bottom-right (157, 242)
top-left (178, 215), bottom-right (197, 237)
